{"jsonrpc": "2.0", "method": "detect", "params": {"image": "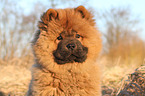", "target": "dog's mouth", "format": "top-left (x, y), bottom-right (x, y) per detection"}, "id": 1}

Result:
top-left (53, 39), bottom-right (88, 64)
top-left (53, 47), bottom-right (88, 64)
